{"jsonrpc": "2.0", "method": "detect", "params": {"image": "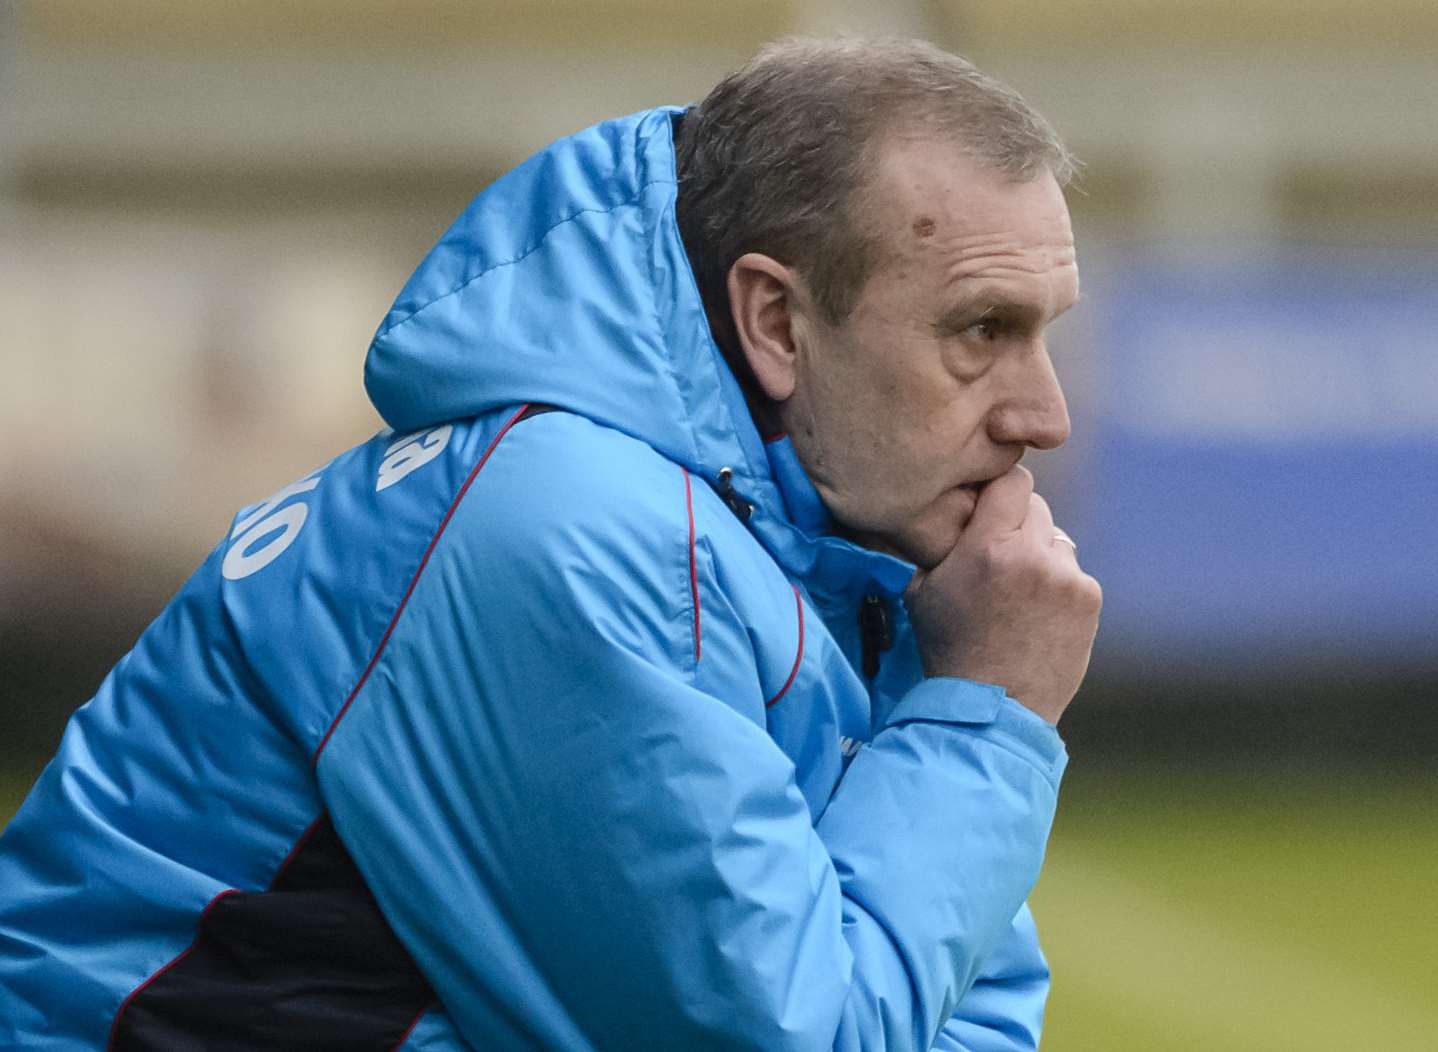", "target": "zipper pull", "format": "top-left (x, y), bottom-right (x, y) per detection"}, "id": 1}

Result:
top-left (858, 594), bottom-right (892, 679)
top-left (716, 467), bottom-right (753, 524)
